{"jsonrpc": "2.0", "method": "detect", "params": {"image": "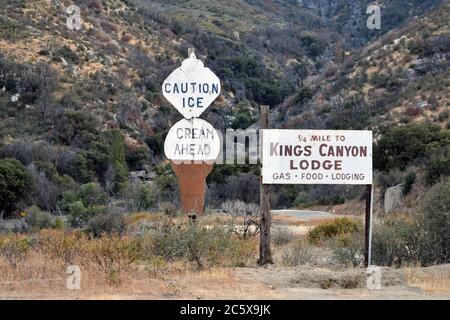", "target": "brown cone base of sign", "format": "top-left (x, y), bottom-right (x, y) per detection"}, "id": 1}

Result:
top-left (171, 161), bottom-right (214, 217)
